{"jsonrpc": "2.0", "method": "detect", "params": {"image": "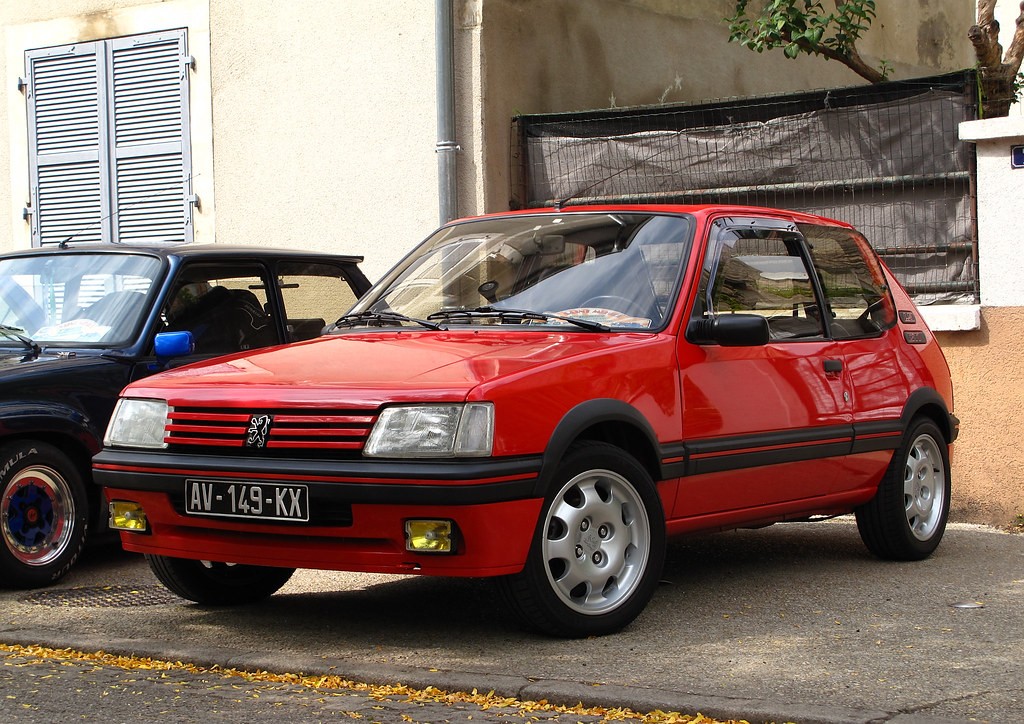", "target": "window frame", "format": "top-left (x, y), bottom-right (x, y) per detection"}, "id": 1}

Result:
top-left (798, 223), bottom-right (898, 341)
top-left (691, 217), bottom-right (828, 344)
